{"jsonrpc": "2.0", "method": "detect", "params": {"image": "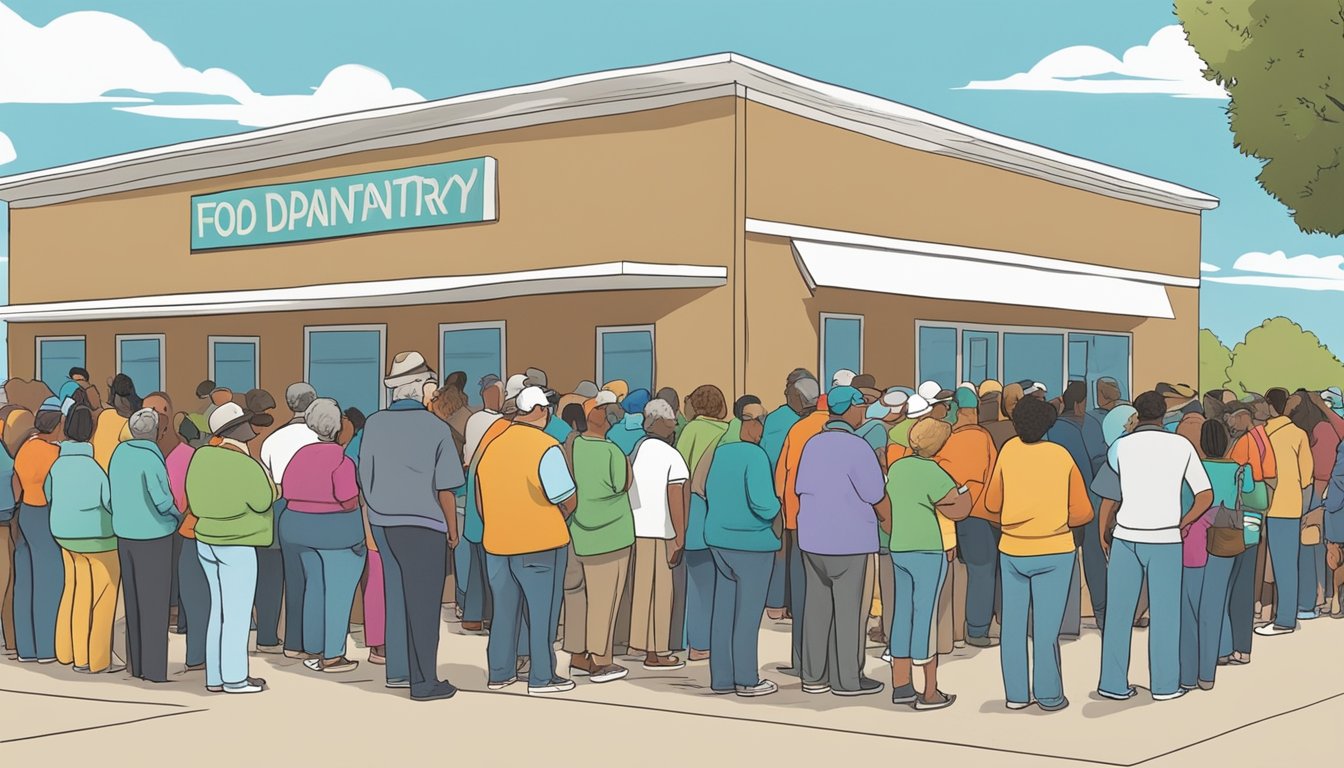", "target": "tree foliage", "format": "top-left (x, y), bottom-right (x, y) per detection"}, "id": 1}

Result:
top-left (1199, 328), bottom-right (1233, 392)
top-left (1223, 317), bottom-right (1344, 395)
top-left (1176, 0), bottom-right (1344, 236)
